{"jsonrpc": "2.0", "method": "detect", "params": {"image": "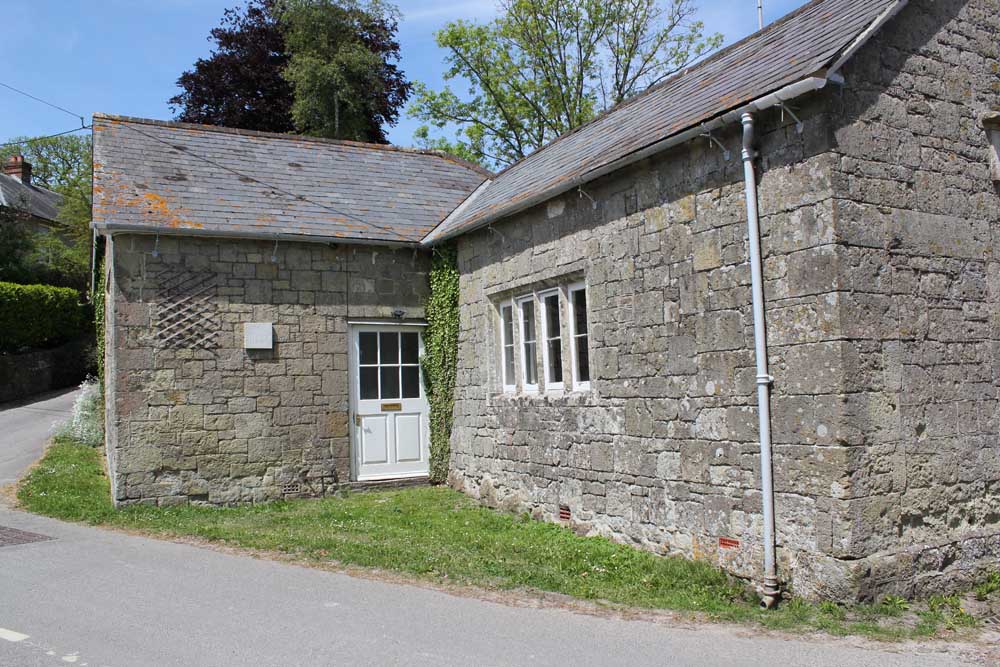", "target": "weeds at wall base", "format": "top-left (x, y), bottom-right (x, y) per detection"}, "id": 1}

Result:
top-left (17, 435), bottom-right (998, 643)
